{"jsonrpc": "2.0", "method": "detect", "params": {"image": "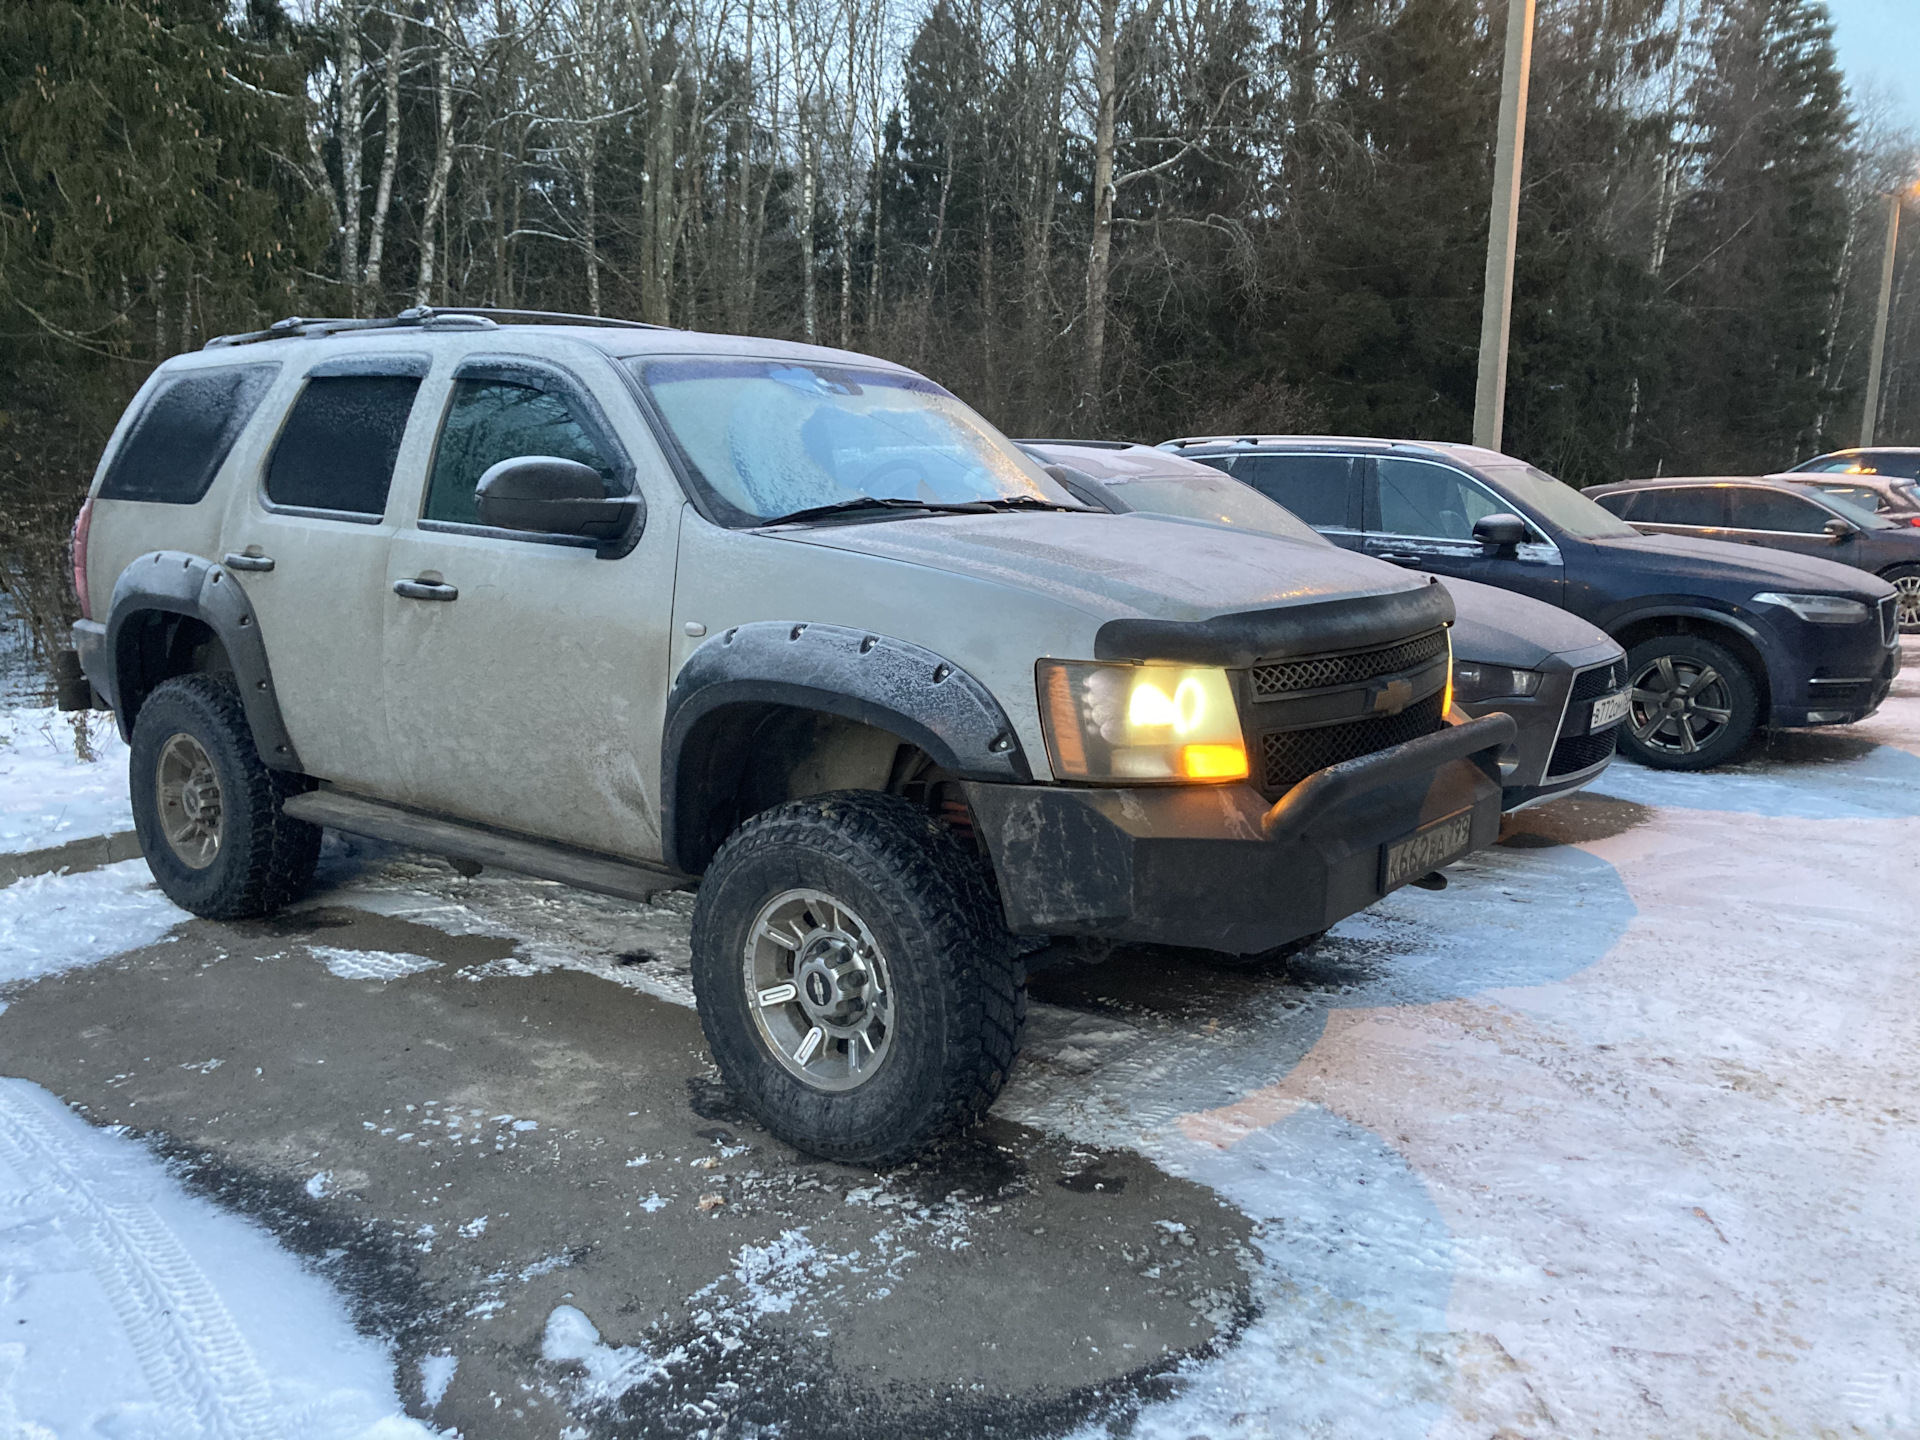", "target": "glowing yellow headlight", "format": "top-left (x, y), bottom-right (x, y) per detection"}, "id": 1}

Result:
top-left (1038, 661), bottom-right (1248, 783)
